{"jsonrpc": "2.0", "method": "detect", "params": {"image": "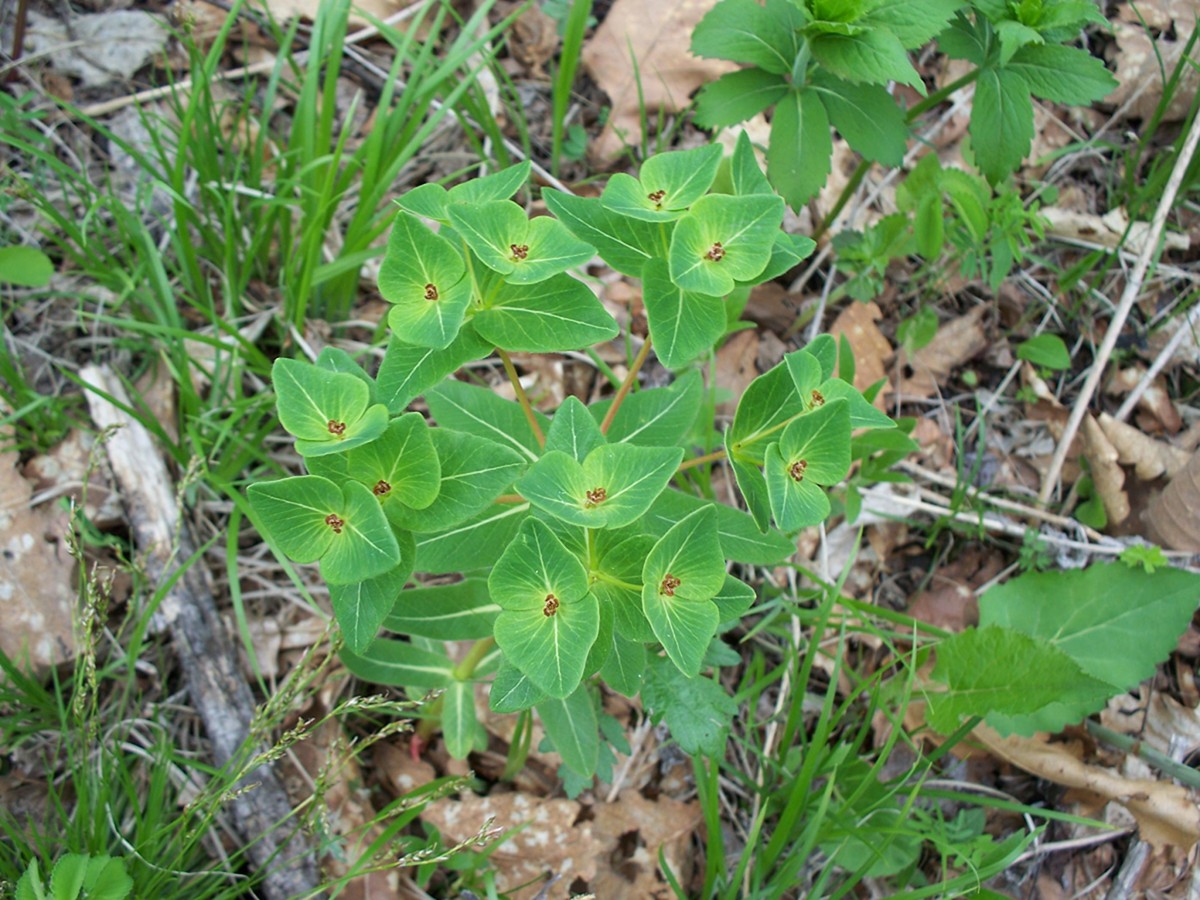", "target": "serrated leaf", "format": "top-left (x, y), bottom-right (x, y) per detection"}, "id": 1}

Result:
top-left (864, 0), bottom-right (964, 48)
top-left (694, 68), bottom-right (790, 129)
top-left (811, 72), bottom-right (908, 166)
top-left (516, 444), bottom-right (683, 528)
top-left (642, 507), bottom-right (725, 676)
top-left (414, 503), bottom-right (529, 574)
top-left (642, 655), bottom-right (737, 756)
top-left (601, 144), bottom-right (724, 222)
top-left (537, 686), bottom-right (599, 778)
top-left (376, 326), bottom-right (492, 414)
top-left (669, 194), bottom-right (785, 295)
top-left (341, 638), bottom-right (455, 688)
top-left (971, 67), bottom-right (1033, 184)
top-left (427, 381), bottom-right (547, 462)
top-left (49, 855), bottom-right (87, 900)
top-left (642, 258), bottom-right (726, 368)
top-left (81, 857), bottom-right (132, 900)
top-left (473, 274), bottom-right (619, 352)
top-left (691, 0), bottom-right (806, 74)
top-left (542, 190), bottom-right (665, 277)
top-left (378, 212), bottom-right (472, 349)
top-left (384, 576), bottom-right (499, 640)
top-left (641, 490), bottom-right (795, 565)
top-left (594, 369), bottom-right (703, 447)
top-left (768, 88), bottom-right (833, 210)
top-left (330, 536), bottom-right (415, 653)
top-left (1007, 44), bottom-right (1117, 105)
top-left (343, 414), bottom-right (441, 524)
top-left (545, 395), bottom-right (606, 462)
top-left (272, 358), bottom-right (387, 456)
top-left (811, 28), bottom-right (924, 91)
top-left (388, 429), bottom-right (526, 533)
top-left (490, 658), bottom-right (547, 712)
